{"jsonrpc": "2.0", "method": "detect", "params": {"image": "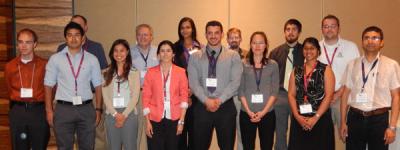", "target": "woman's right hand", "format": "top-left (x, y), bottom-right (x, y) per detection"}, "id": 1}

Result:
top-left (146, 120), bottom-right (153, 138)
top-left (295, 114), bottom-right (310, 130)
